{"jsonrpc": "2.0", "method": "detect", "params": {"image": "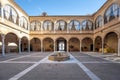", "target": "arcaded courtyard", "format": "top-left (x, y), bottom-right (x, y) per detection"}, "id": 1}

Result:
top-left (0, 52), bottom-right (120, 80)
